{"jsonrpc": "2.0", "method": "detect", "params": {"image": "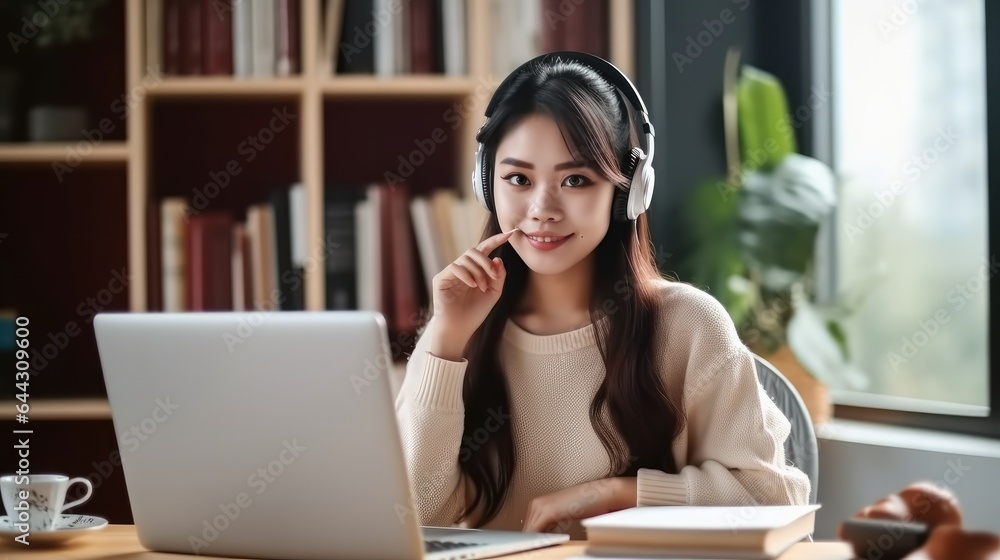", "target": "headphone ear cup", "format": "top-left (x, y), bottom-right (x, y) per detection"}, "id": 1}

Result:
top-left (480, 152), bottom-right (494, 213)
top-left (622, 147), bottom-right (642, 178)
top-left (612, 188), bottom-right (629, 222)
top-left (473, 143), bottom-right (494, 212)
top-left (613, 147), bottom-right (644, 222)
